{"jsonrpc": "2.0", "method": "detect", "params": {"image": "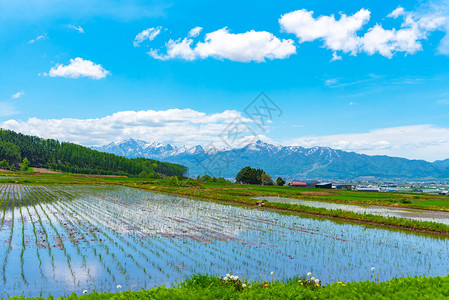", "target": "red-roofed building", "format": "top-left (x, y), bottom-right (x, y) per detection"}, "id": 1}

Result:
top-left (288, 182), bottom-right (307, 187)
